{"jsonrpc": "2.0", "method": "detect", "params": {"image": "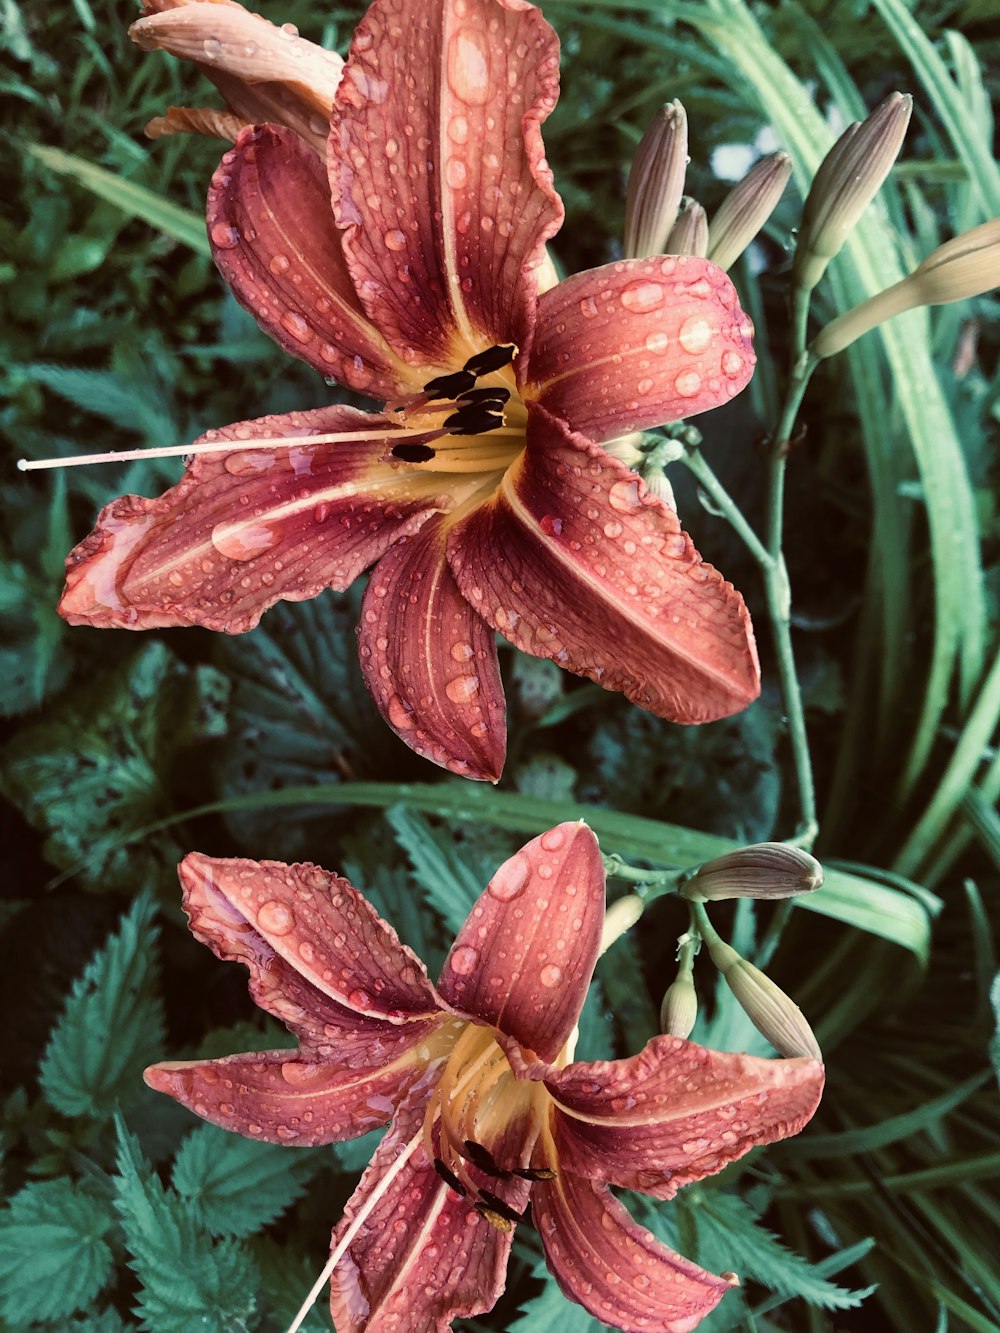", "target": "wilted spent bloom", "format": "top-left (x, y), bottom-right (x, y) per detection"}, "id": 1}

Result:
top-left (624, 101), bottom-right (689, 259)
top-left (793, 92), bottom-right (912, 293)
top-left (682, 842), bottom-right (823, 902)
top-left (813, 216), bottom-right (1000, 358)
top-left (705, 937), bottom-right (822, 1062)
top-left (131, 0), bottom-right (344, 153)
top-left (665, 198), bottom-right (710, 258)
top-left (706, 153), bottom-right (793, 271)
